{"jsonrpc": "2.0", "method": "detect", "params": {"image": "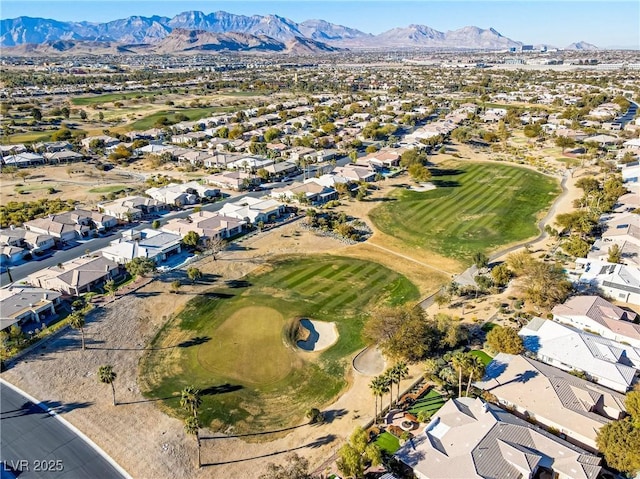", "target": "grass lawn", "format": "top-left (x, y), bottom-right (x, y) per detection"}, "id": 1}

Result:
top-left (127, 106), bottom-right (235, 131)
top-left (408, 389), bottom-right (446, 416)
top-left (369, 161), bottom-right (560, 263)
top-left (139, 255), bottom-right (419, 434)
top-left (2, 131), bottom-right (54, 144)
top-left (71, 90), bottom-right (164, 106)
top-left (87, 185), bottom-right (132, 194)
top-left (469, 350), bottom-right (493, 366)
top-left (376, 431), bottom-right (401, 455)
